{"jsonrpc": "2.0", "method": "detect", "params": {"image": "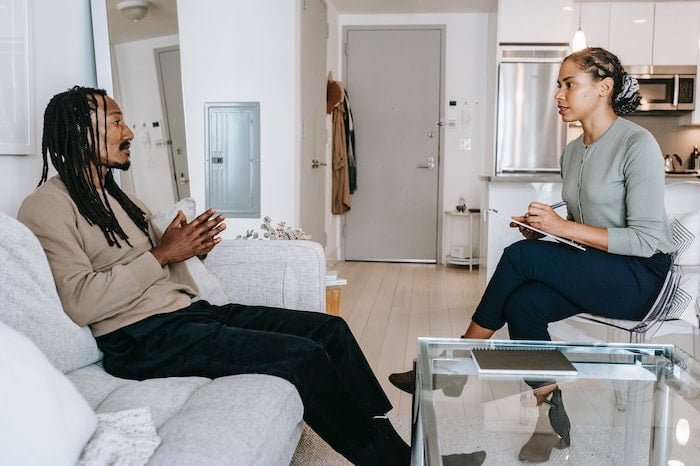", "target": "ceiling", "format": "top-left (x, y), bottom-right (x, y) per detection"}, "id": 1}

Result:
top-left (106, 0), bottom-right (178, 44)
top-left (105, 0), bottom-right (692, 45)
top-left (331, 0), bottom-right (497, 14)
